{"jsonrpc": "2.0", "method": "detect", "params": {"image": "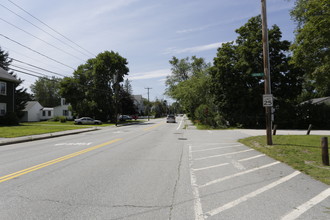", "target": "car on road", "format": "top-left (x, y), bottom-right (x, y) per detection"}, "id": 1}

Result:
top-left (119, 115), bottom-right (132, 121)
top-left (166, 115), bottom-right (176, 123)
top-left (74, 117), bottom-right (102, 125)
